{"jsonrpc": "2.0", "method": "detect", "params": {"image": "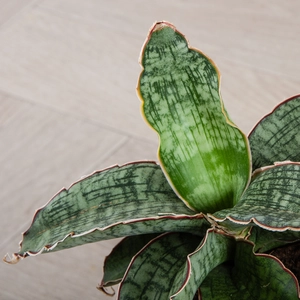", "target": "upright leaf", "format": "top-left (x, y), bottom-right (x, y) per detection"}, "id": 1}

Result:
top-left (138, 21), bottom-right (251, 213)
top-left (4, 162), bottom-right (208, 264)
top-left (200, 239), bottom-right (300, 300)
top-left (249, 95), bottom-right (300, 170)
top-left (169, 229), bottom-right (235, 299)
